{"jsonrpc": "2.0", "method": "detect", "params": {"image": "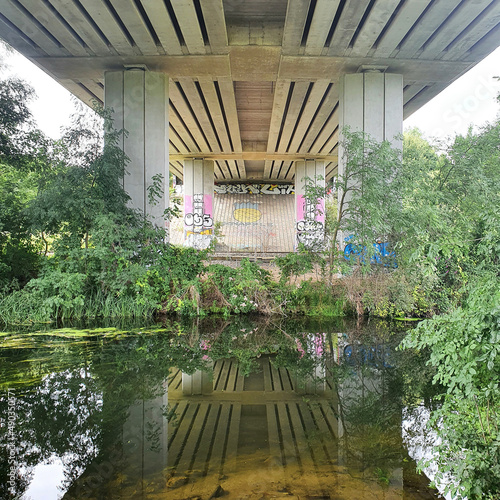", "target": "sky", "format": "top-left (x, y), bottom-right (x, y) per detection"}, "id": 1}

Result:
top-left (2, 44), bottom-right (500, 143)
top-left (403, 46), bottom-right (500, 143)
